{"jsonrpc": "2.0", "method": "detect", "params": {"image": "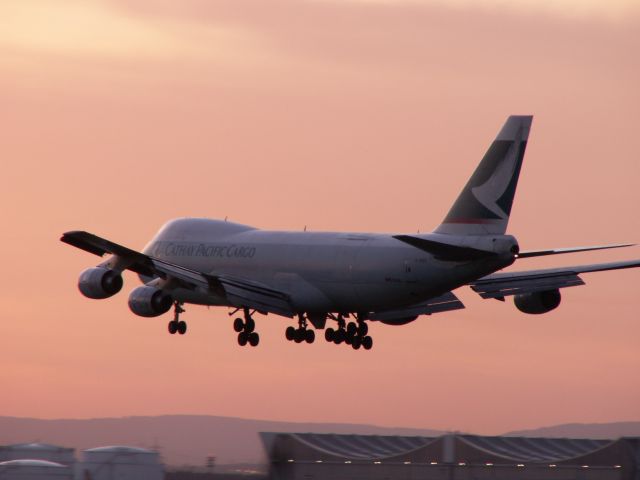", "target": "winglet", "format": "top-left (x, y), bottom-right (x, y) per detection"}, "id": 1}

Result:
top-left (436, 115), bottom-right (533, 235)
